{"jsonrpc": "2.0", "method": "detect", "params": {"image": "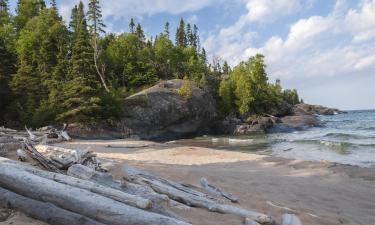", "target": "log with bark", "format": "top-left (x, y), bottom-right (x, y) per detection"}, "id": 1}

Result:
top-left (0, 162), bottom-right (191, 225)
